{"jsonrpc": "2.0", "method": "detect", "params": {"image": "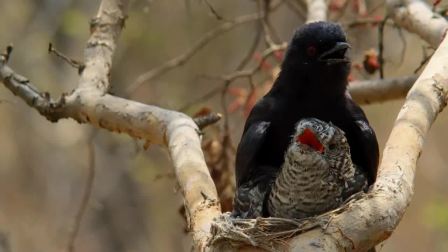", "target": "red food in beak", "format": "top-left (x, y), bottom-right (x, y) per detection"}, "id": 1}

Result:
top-left (296, 128), bottom-right (324, 153)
